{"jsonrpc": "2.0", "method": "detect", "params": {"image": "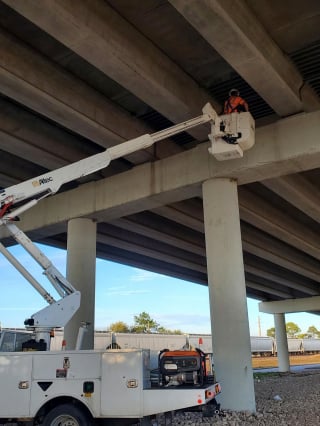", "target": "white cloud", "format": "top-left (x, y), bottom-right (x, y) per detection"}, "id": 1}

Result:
top-left (154, 312), bottom-right (211, 333)
top-left (0, 306), bottom-right (40, 311)
top-left (105, 289), bottom-right (149, 297)
top-left (130, 269), bottom-right (159, 282)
